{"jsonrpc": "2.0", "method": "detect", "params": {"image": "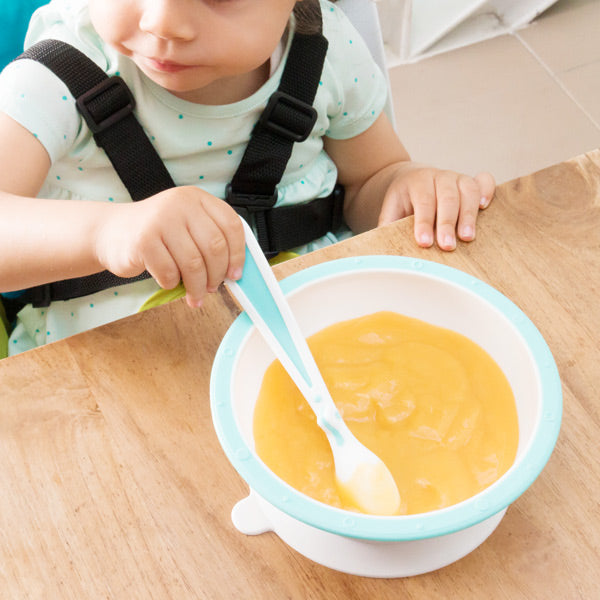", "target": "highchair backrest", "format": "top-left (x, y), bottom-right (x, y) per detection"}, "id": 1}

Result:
top-left (0, 0), bottom-right (47, 70)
